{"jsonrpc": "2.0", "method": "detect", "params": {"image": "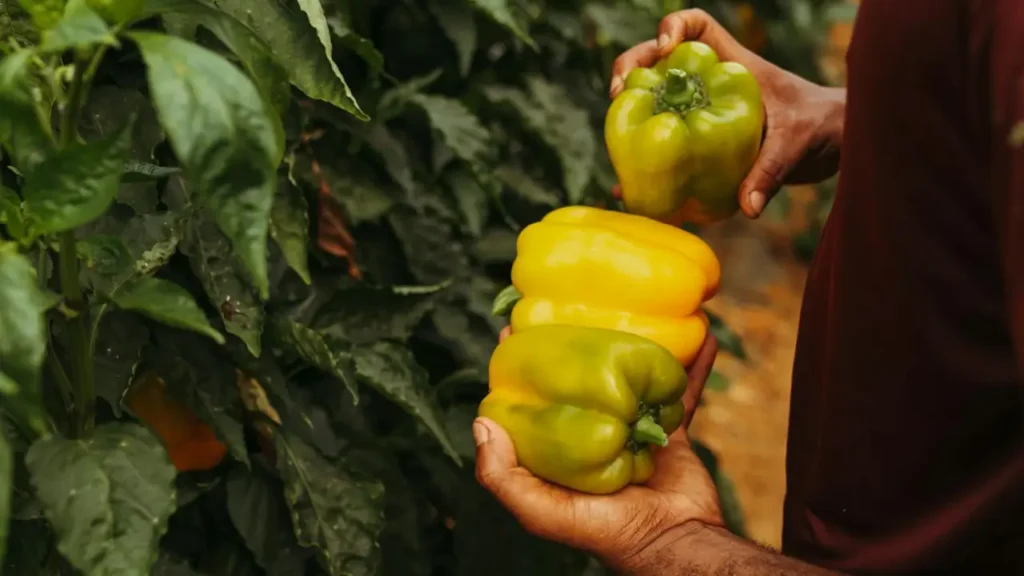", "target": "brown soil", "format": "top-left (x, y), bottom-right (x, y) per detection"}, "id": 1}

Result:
top-left (687, 5), bottom-right (856, 547)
